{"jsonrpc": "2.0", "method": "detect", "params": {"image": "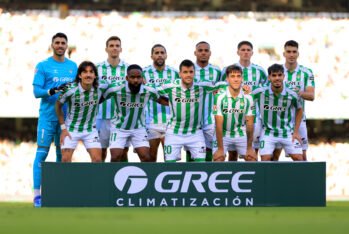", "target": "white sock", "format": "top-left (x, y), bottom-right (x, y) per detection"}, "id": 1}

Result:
top-left (34, 189), bottom-right (41, 197)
